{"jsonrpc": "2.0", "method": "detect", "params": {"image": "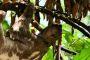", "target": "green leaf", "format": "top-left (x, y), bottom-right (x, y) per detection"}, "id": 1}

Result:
top-left (30, 0), bottom-right (35, 5)
top-left (2, 20), bottom-right (9, 32)
top-left (73, 48), bottom-right (90, 60)
top-left (42, 46), bottom-right (54, 60)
